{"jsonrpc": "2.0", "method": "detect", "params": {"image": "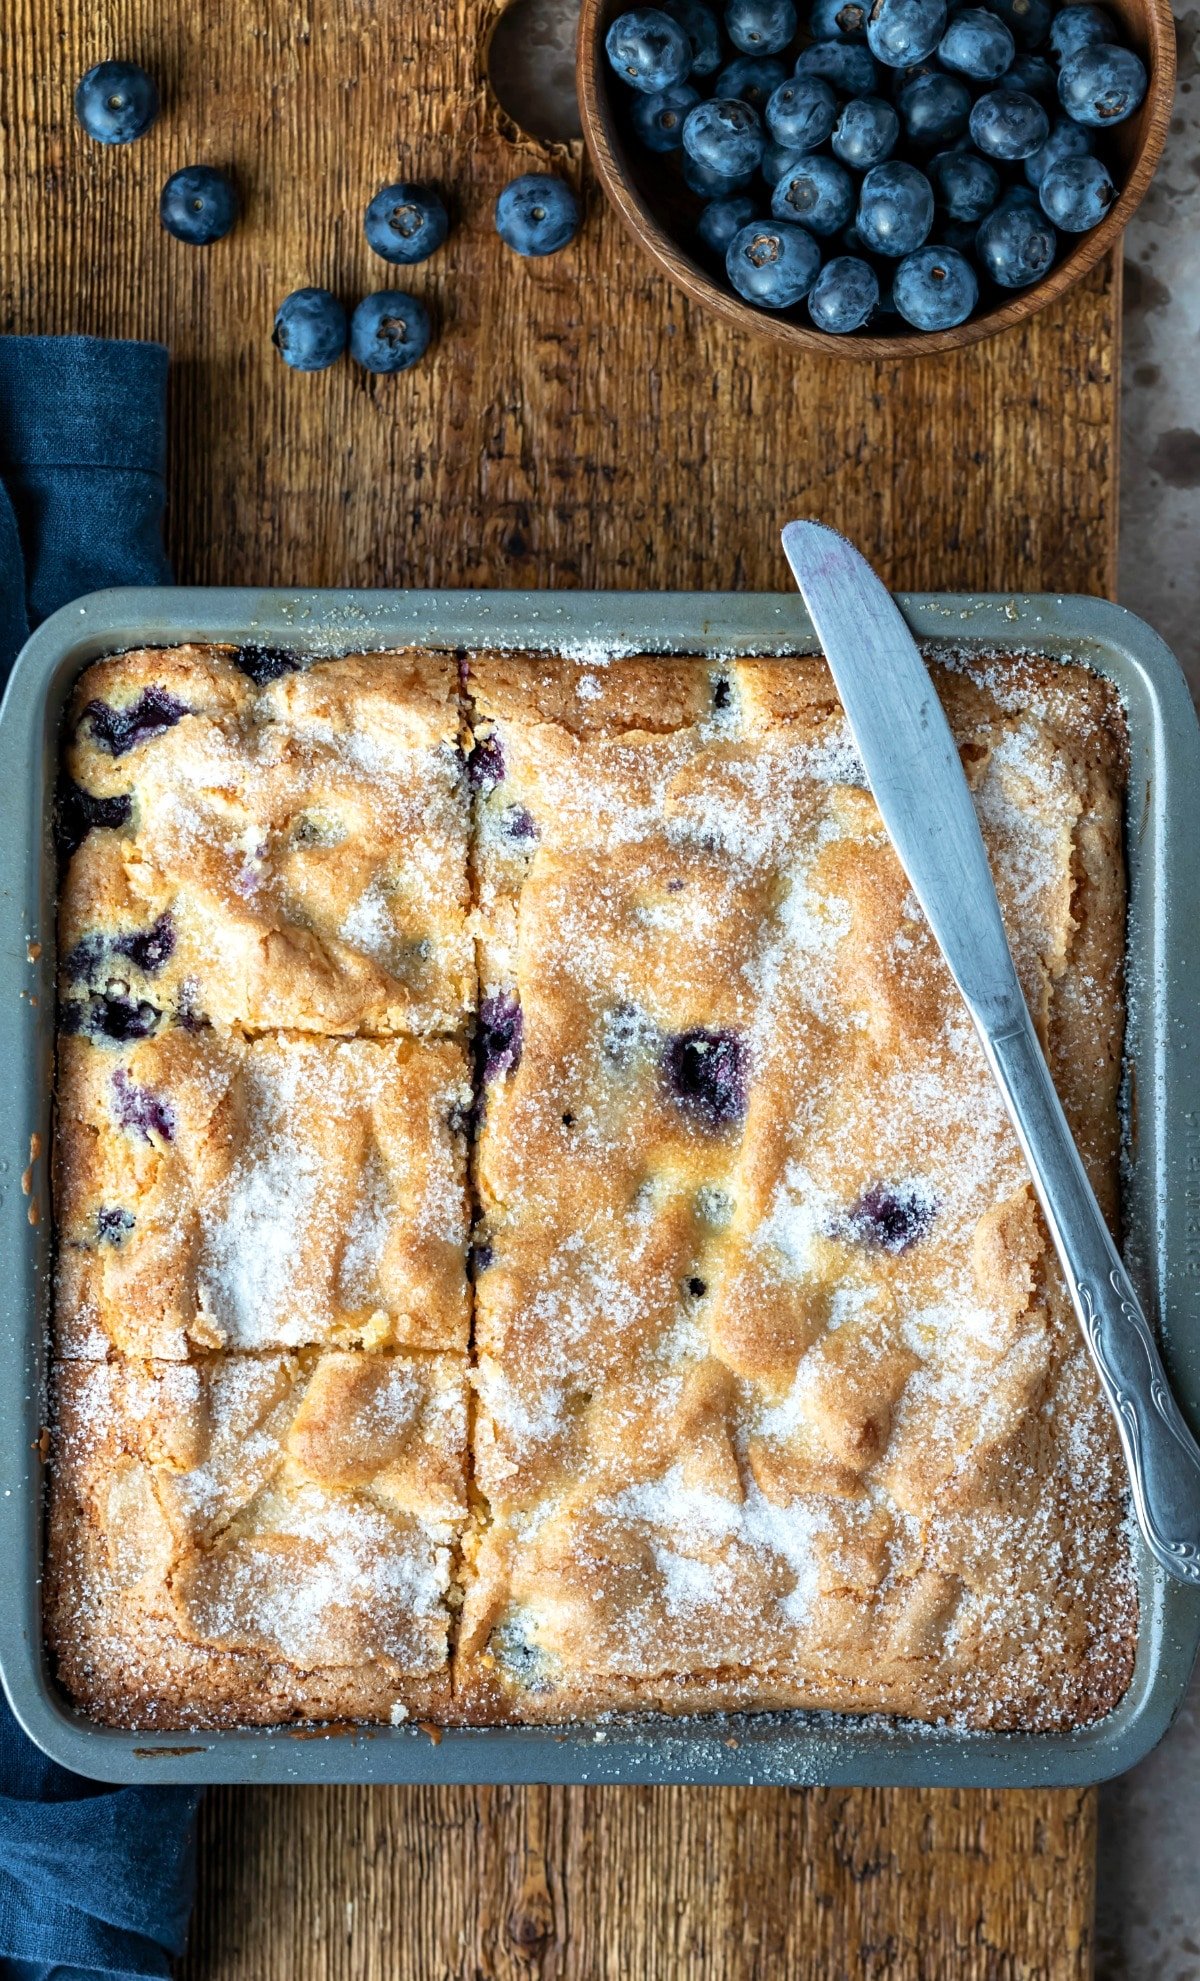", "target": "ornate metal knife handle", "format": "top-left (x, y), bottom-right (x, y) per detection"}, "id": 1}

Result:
top-left (985, 1012), bottom-right (1200, 1585)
